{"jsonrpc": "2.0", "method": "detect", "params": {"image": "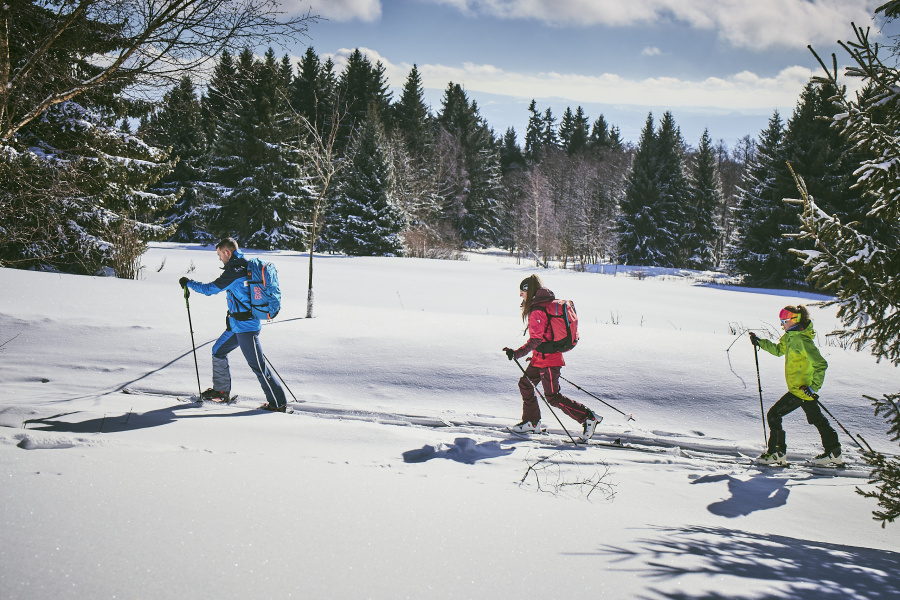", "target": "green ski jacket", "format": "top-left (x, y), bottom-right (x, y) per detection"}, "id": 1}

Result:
top-left (758, 324), bottom-right (828, 401)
